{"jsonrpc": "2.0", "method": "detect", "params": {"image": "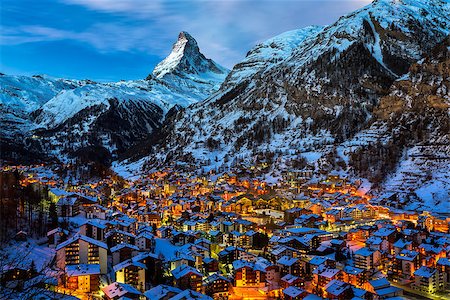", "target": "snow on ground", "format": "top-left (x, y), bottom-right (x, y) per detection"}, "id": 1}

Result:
top-left (112, 158), bottom-right (146, 180)
top-left (382, 145), bottom-right (450, 213)
top-left (1, 239), bottom-right (55, 271)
